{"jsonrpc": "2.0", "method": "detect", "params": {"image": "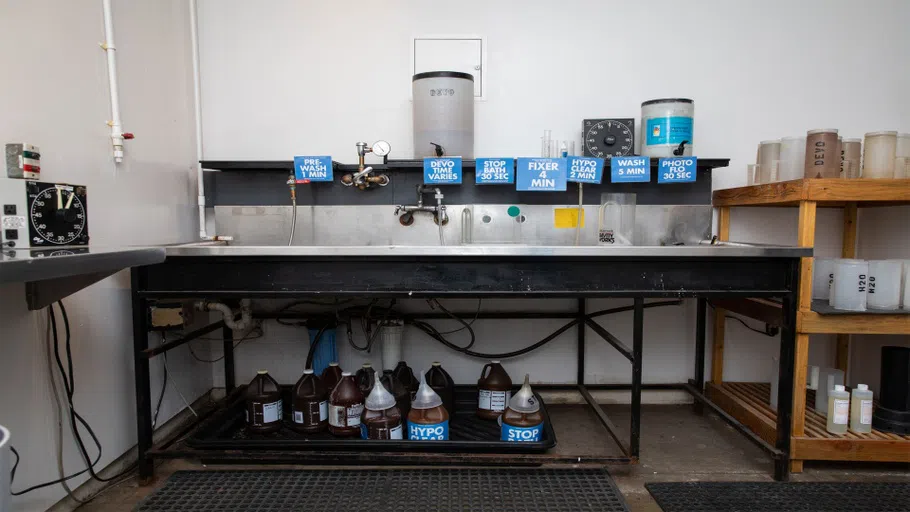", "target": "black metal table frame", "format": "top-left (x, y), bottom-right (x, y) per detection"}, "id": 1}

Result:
top-left (130, 255), bottom-right (800, 483)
